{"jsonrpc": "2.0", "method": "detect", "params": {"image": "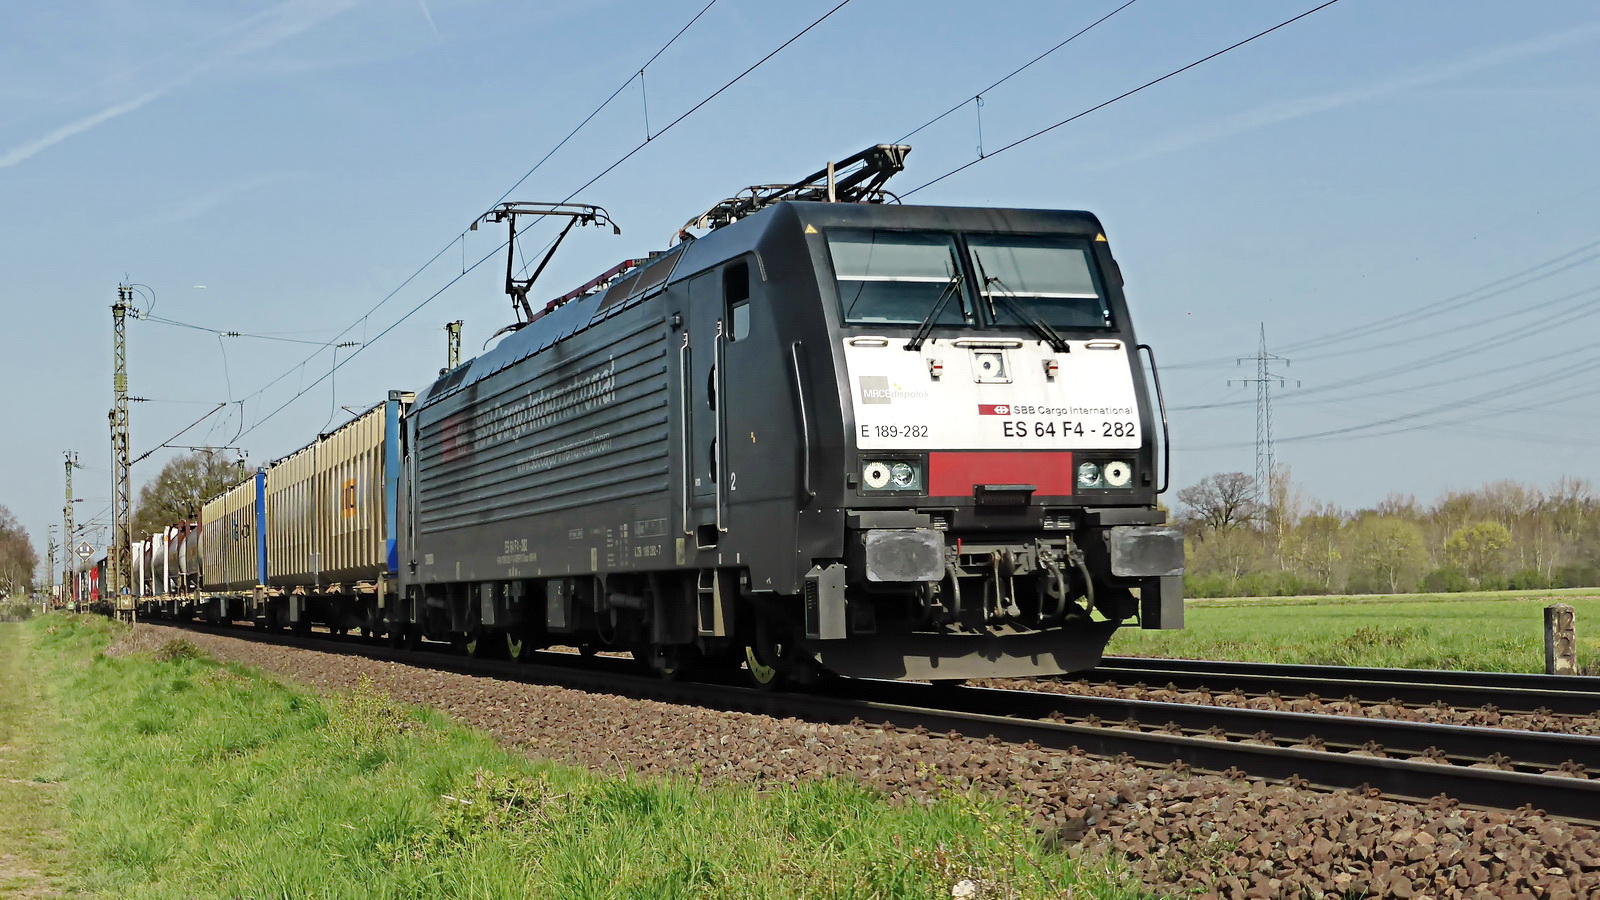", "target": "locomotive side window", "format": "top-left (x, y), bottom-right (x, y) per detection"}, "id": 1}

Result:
top-left (827, 229), bottom-right (972, 326)
top-left (724, 260), bottom-right (750, 341)
top-left (966, 235), bottom-right (1113, 330)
